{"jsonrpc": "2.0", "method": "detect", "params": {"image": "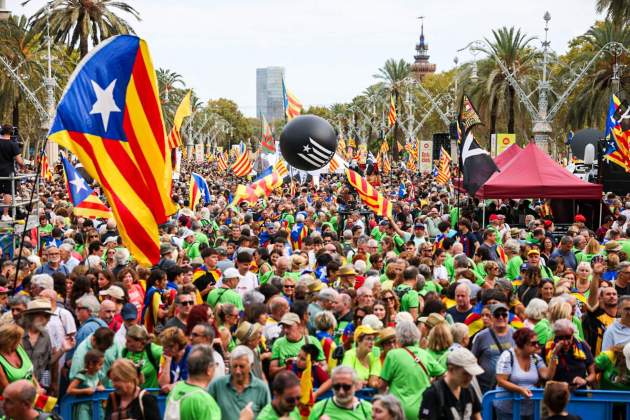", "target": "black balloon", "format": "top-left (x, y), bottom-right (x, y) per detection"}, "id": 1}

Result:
top-left (279, 115), bottom-right (338, 171)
